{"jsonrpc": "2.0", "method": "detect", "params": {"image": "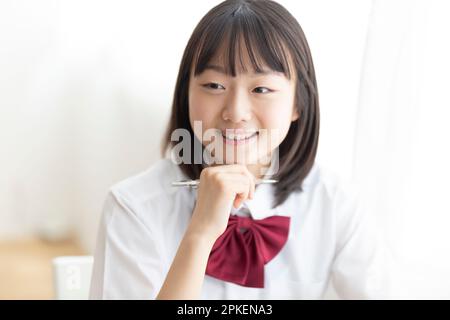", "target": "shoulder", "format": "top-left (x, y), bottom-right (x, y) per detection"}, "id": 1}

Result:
top-left (301, 161), bottom-right (360, 213)
top-left (107, 158), bottom-right (186, 215)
